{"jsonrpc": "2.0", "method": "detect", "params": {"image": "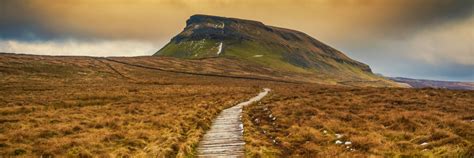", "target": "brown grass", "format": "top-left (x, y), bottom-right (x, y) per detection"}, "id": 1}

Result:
top-left (243, 85), bottom-right (474, 157)
top-left (0, 54), bottom-right (265, 157)
top-left (1, 53), bottom-right (473, 157)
